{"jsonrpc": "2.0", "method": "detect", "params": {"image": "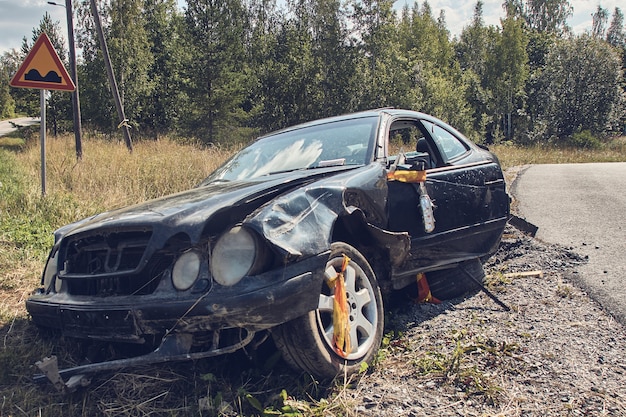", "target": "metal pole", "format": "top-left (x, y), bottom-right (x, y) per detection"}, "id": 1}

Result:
top-left (40, 90), bottom-right (47, 196)
top-left (48, 1), bottom-right (83, 158)
top-left (89, 0), bottom-right (133, 152)
top-left (65, 0), bottom-right (83, 160)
